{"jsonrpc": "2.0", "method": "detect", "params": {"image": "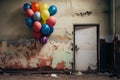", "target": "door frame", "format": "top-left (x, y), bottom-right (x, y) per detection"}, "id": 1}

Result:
top-left (73, 24), bottom-right (100, 72)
